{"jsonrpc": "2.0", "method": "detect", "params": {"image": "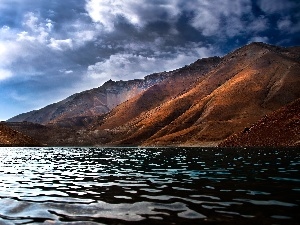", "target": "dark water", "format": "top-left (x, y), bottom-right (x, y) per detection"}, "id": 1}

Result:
top-left (0, 147), bottom-right (299, 225)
